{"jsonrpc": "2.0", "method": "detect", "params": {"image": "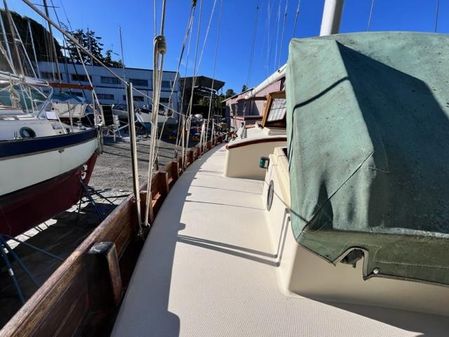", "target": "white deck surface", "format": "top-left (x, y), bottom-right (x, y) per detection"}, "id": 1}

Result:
top-left (112, 145), bottom-right (449, 337)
